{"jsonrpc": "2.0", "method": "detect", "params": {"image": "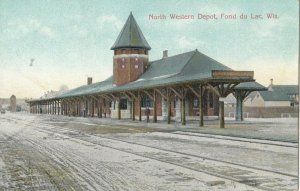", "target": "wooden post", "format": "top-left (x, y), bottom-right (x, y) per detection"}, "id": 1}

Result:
top-left (235, 91), bottom-right (243, 121)
top-left (57, 100), bottom-right (59, 115)
top-left (84, 100), bottom-right (87, 117)
top-left (182, 97), bottom-right (186, 125)
top-left (64, 102), bottom-right (66, 115)
top-left (61, 101), bottom-right (66, 115)
top-left (61, 102), bottom-right (63, 115)
top-left (99, 99), bottom-right (103, 118)
top-left (118, 100), bottom-right (121, 120)
top-left (153, 90), bottom-right (157, 123)
top-left (91, 99), bottom-right (94, 117)
top-left (199, 85), bottom-right (204, 127)
top-left (103, 99), bottom-right (106, 118)
top-left (167, 90), bottom-right (171, 124)
top-left (219, 100), bottom-right (225, 128)
top-left (60, 101), bottom-right (63, 115)
top-left (138, 93), bottom-right (142, 121)
top-left (54, 100), bottom-right (57, 114)
top-left (78, 101), bottom-right (80, 116)
top-left (53, 101), bottom-right (55, 115)
top-left (132, 99), bottom-right (135, 121)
